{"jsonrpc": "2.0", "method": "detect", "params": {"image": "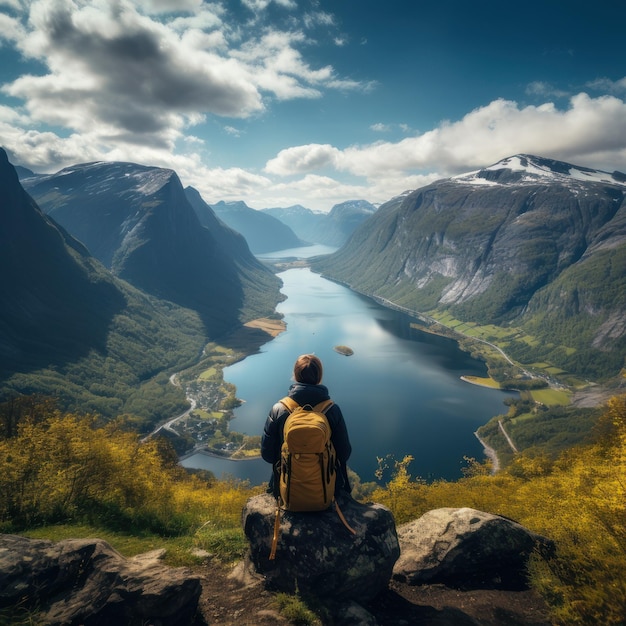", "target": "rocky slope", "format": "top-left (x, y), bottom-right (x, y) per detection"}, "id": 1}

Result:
top-left (313, 155), bottom-right (626, 381)
top-left (22, 161), bottom-right (281, 335)
top-left (0, 148), bottom-right (128, 375)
